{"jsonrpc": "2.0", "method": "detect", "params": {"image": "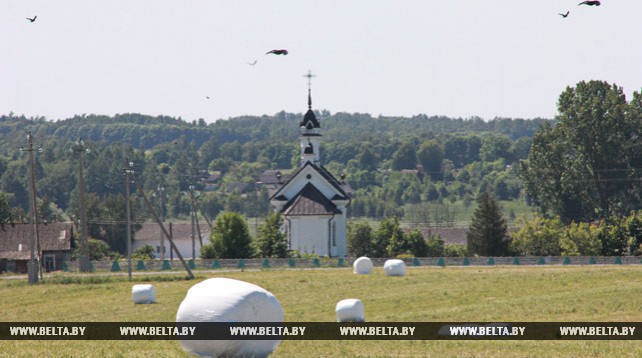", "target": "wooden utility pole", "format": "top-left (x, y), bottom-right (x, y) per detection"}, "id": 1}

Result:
top-left (21, 131), bottom-right (41, 284)
top-left (72, 138), bottom-right (91, 272)
top-left (132, 173), bottom-right (194, 279)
